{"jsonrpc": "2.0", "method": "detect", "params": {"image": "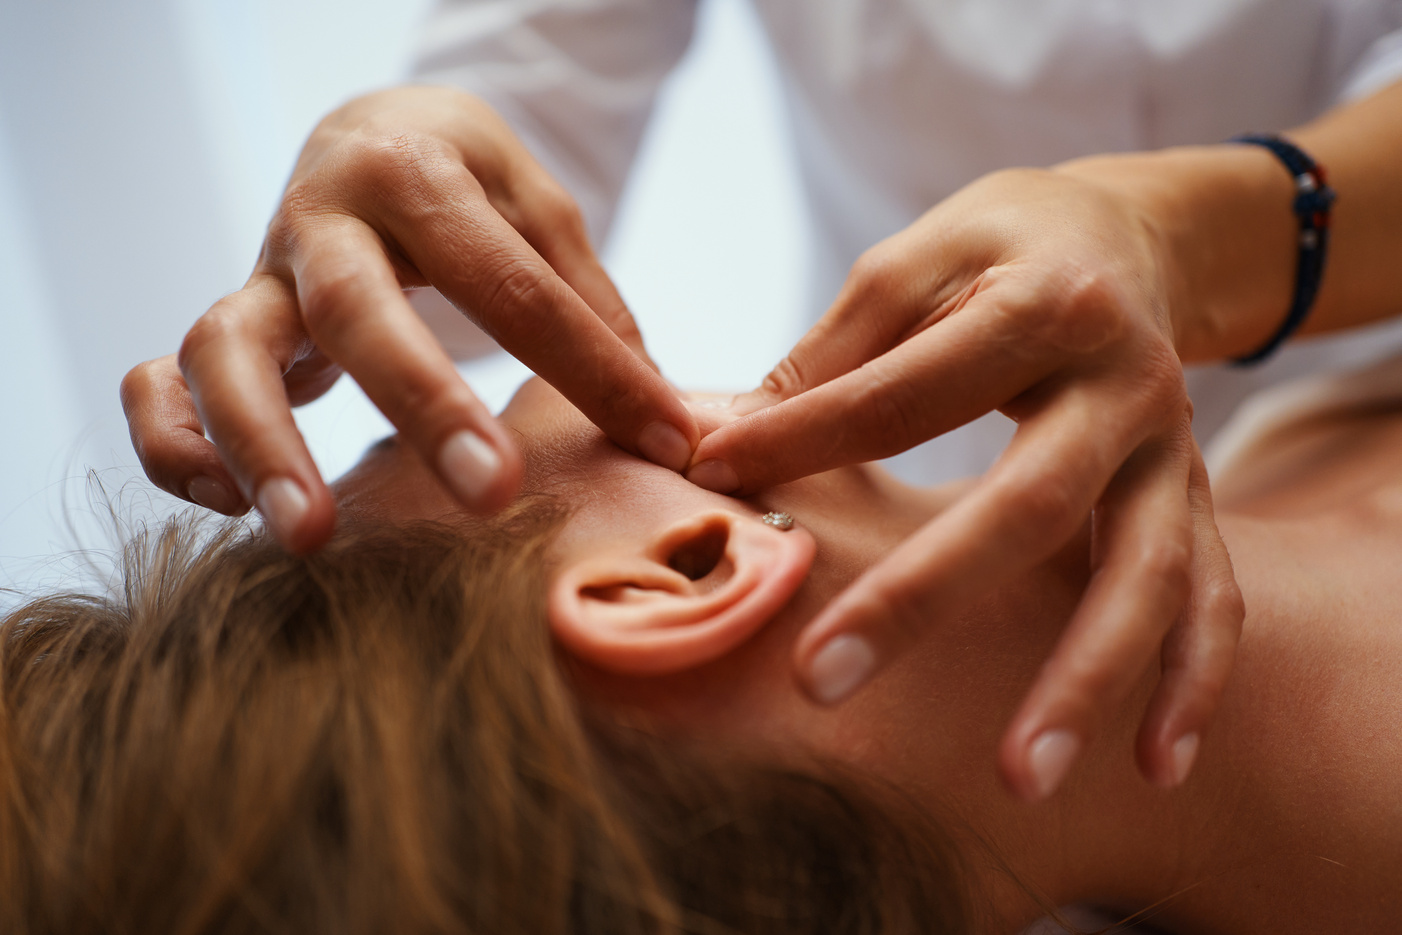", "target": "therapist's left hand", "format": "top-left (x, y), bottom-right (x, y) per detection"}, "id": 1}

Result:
top-left (685, 165), bottom-right (1245, 800)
